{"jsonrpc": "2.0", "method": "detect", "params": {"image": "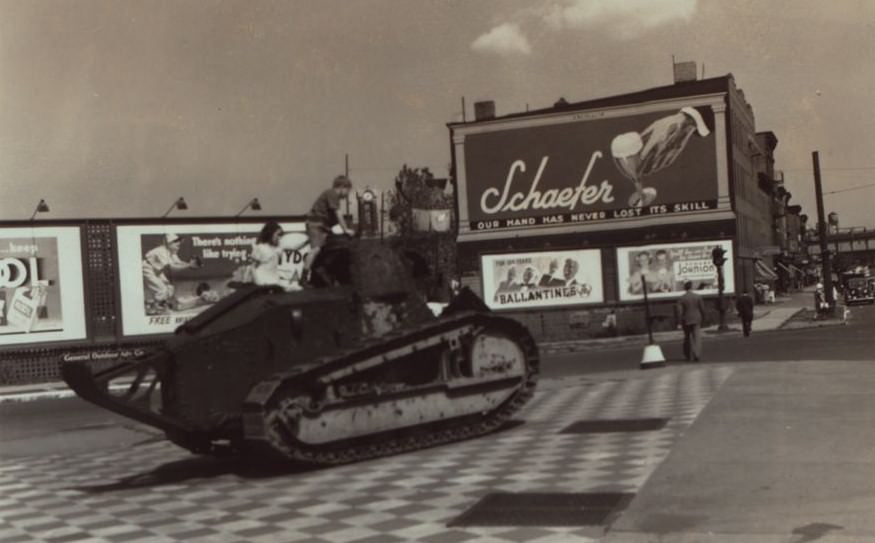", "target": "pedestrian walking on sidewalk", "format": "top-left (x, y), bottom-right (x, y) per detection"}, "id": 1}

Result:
top-left (735, 290), bottom-right (754, 337)
top-left (814, 283), bottom-right (828, 319)
top-left (676, 280), bottom-right (706, 361)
